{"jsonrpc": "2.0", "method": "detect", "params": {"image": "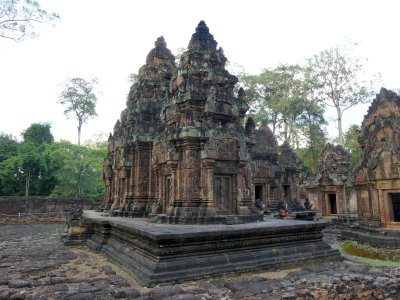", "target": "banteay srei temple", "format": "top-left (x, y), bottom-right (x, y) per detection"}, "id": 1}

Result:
top-left (64, 21), bottom-right (400, 286)
top-left (101, 21), bottom-right (302, 224)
